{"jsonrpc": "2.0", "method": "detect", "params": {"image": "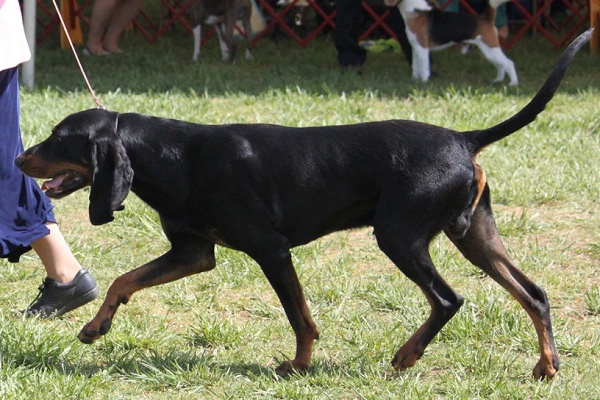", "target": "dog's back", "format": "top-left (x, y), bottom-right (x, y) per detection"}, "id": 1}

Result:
top-left (191, 0), bottom-right (251, 25)
top-left (427, 8), bottom-right (480, 46)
